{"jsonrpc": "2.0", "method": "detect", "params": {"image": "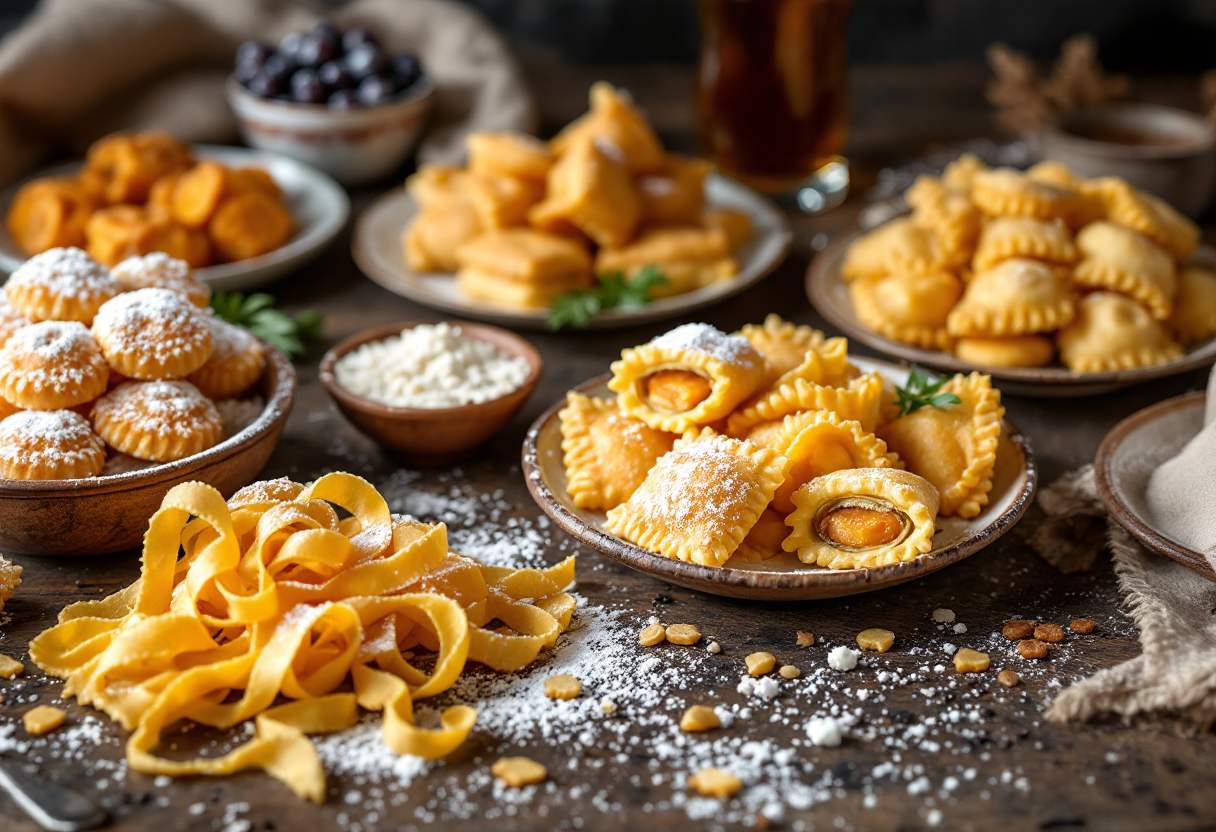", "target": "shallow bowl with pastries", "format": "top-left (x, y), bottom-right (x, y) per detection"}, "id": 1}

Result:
top-left (521, 357), bottom-right (1036, 601)
top-left (319, 320), bottom-right (542, 465)
top-left (0, 346), bottom-right (295, 557)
